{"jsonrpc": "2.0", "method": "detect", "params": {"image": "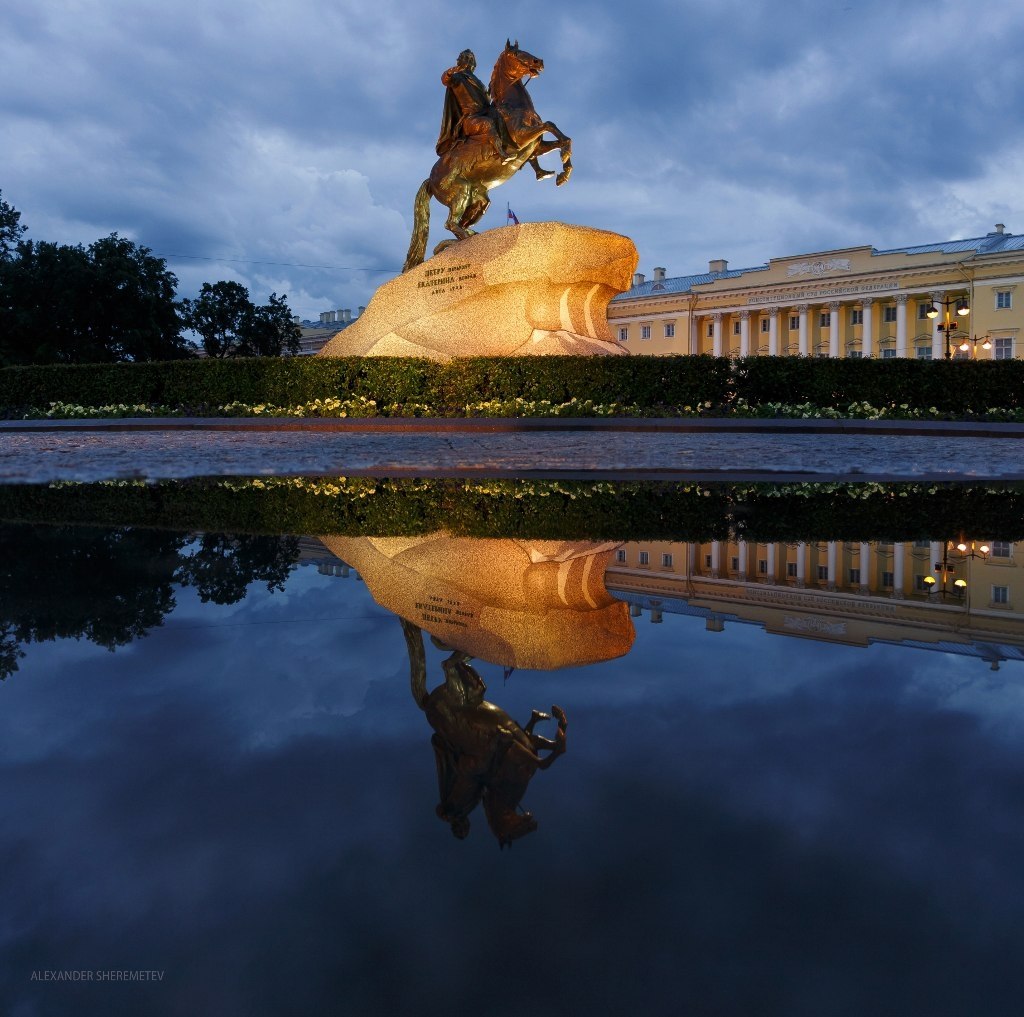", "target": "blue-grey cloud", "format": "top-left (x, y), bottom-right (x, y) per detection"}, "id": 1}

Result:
top-left (4, 0), bottom-right (1024, 318)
